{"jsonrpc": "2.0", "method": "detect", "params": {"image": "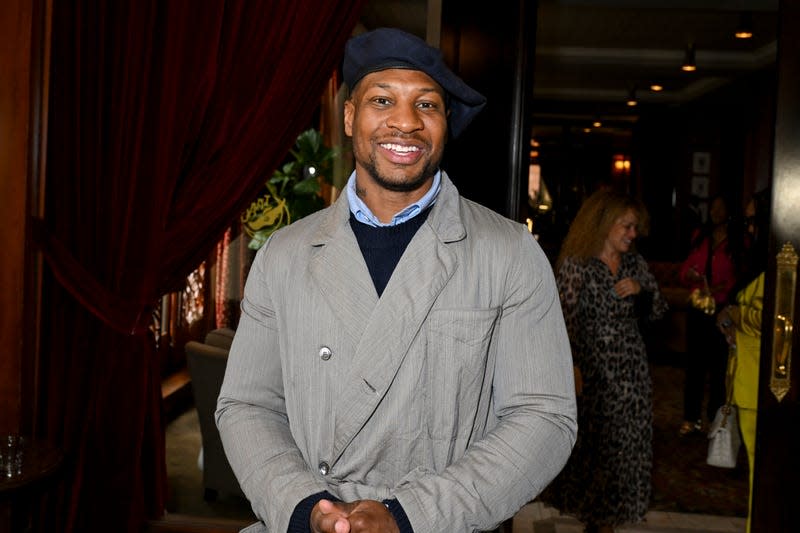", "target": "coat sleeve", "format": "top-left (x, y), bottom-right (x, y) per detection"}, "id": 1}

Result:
top-left (392, 229), bottom-right (578, 532)
top-left (215, 237), bottom-right (327, 532)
